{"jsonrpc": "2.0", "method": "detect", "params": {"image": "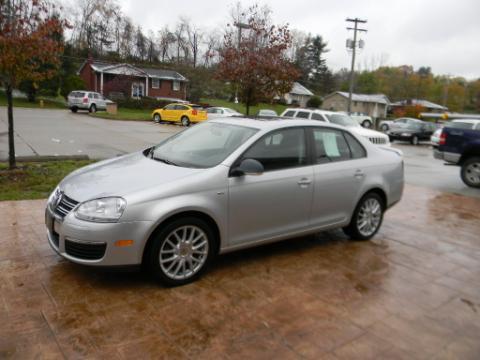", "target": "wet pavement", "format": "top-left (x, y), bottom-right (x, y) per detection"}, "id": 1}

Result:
top-left (1, 184), bottom-right (480, 359)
